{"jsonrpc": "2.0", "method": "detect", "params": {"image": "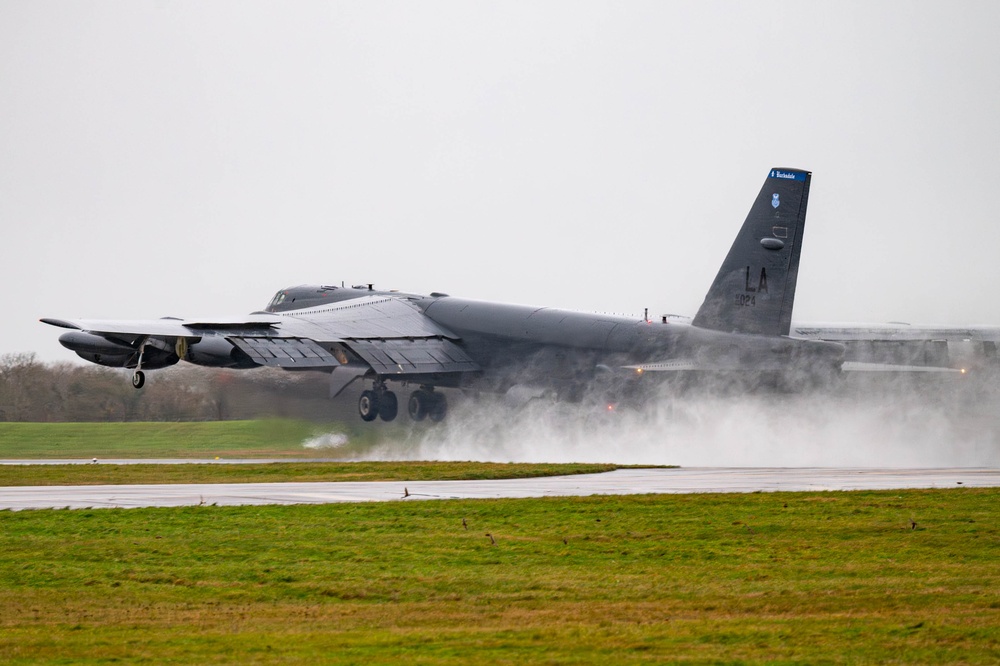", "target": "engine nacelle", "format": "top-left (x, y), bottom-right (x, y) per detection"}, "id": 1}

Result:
top-left (58, 331), bottom-right (134, 356)
top-left (183, 337), bottom-right (255, 368)
top-left (73, 351), bottom-right (132, 368)
top-left (72, 350), bottom-right (177, 370)
top-left (59, 331), bottom-right (180, 369)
